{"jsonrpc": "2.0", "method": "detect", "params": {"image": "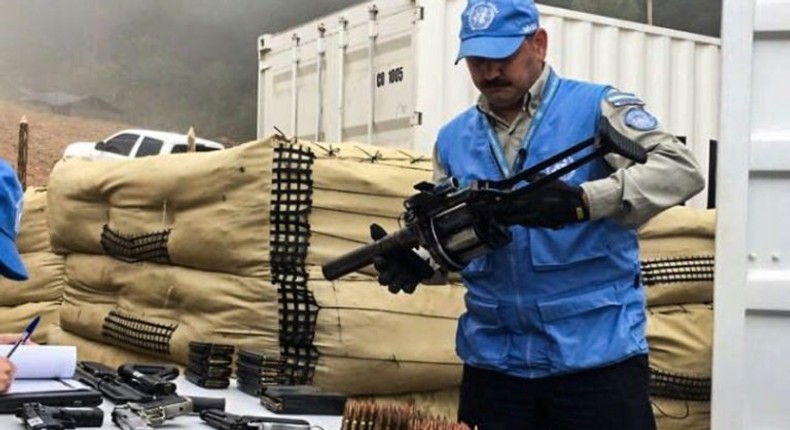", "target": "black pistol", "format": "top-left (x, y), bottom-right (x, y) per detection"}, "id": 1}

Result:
top-left (15, 402), bottom-right (104, 429)
top-left (117, 364), bottom-right (178, 396)
top-left (75, 361), bottom-right (179, 404)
